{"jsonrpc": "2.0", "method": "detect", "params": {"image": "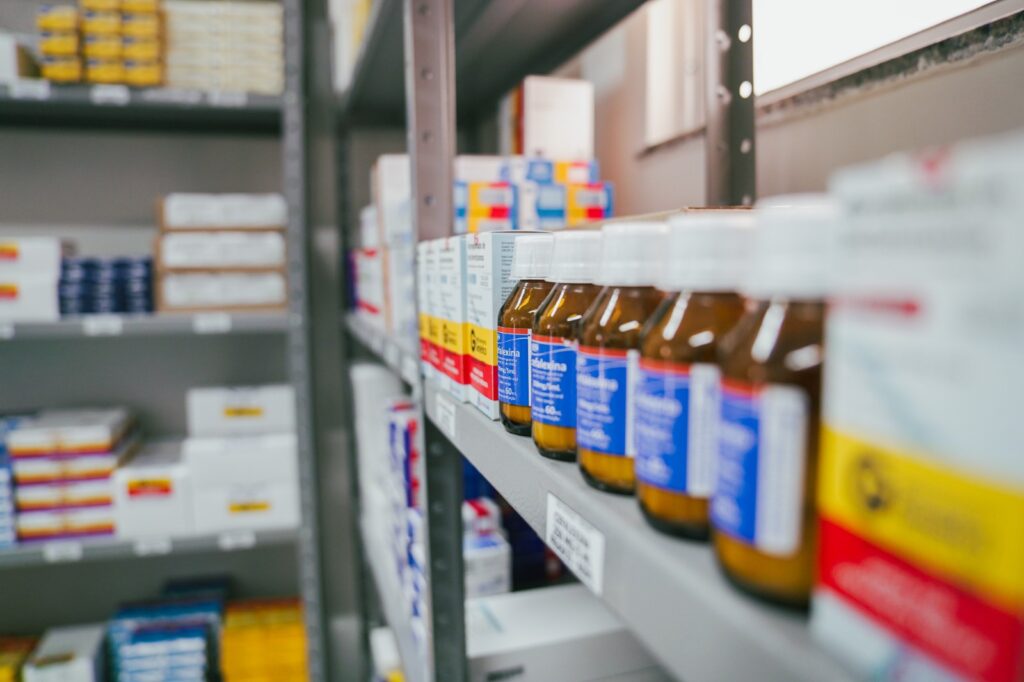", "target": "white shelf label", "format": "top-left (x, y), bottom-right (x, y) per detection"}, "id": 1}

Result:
top-left (10, 79), bottom-right (50, 101)
top-left (90, 84), bottom-right (130, 106)
top-left (435, 392), bottom-right (456, 440)
top-left (218, 529), bottom-right (257, 551)
top-left (83, 315), bottom-right (123, 336)
top-left (133, 537), bottom-right (172, 556)
top-left (208, 90), bottom-right (248, 108)
top-left (545, 493), bottom-right (605, 595)
top-left (43, 541), bottom-right (83, 563)
top-left (0, 323), bottom-right (13, 340)
top-left (140, 88), bottom-right (202, 105)
top-left (192, 312), bottom-right (232, 334)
